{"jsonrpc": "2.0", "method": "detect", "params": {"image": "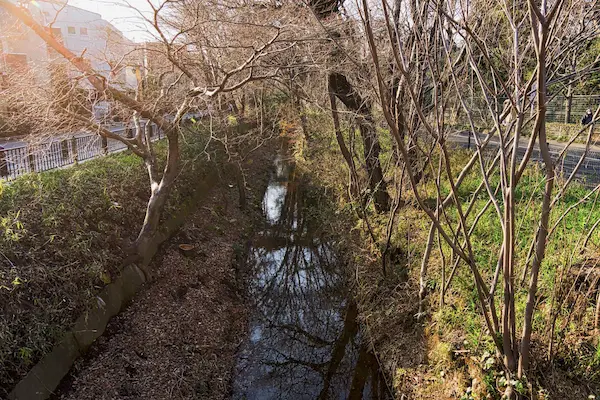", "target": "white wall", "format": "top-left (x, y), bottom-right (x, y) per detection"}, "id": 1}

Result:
top-left (37, 1), bottom-right (139, 88)
top-left (0, 5), bottom-right (48, 81)
top-left (0, 0), bottom-right (139, 89)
